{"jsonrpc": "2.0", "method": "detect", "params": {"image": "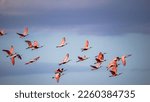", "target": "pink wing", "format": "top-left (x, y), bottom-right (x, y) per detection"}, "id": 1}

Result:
top-left (55, 73), bottom-right (60, 83)
top-left (23, 27), bottom-right (28, 35)
top-left (96, 62), bottom-right (101, 68)
top-left (84, 40), bottom-right (89, 48)
top-left (121, 56), bottom-right (126, 66)
top-left (11, 57), bottom-right (15, 65)
top-left (98, 52), bottom-right (104, 60)
top-left (33, 41), bottom-right (39, 47)
top-left (10, 45), bottom-right (14, 54)
top-left (110, 66), bottom-right (117, 76)
top-left (25, 40), bottom-right (33, 47)
top-left (63, 53), bottom-right (69, 62)
top-left (60, 37), bottom-right (66, 45)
